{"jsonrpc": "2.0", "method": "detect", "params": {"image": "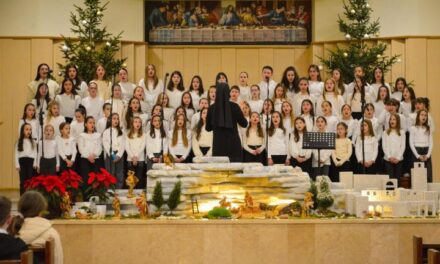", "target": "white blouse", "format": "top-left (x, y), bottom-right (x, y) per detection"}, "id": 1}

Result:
top-left (15, 139), bottom-right (37, 168)
top-left (125, 133), bottom-right (146, 162)
top-left (289, 133), bottom-right (312, 160)
top-left (55, 94), bottom-right (81, 119)
top-left (166, 89), bottom-right (184, 109)
top-left (146, 129), bottom-right (169, 159)
top-left (102, 128), bottom-right (125, 158)
top-left (409, 126), bottom-right (433, 158)
top-left (56, 136), bottom-right (77, 162)
top-left (267, 128), bottom-right (289, 158)
top-left (355, 135), bottom-right (378, 163)
top-left (78, 132), bottom-right (102, 159)
top-left (168, 129), bottom-right (192, 159)
top-left (308, 81), bottom-right (324, 102)
top-left (382, 130), bottom-right (405, 161)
